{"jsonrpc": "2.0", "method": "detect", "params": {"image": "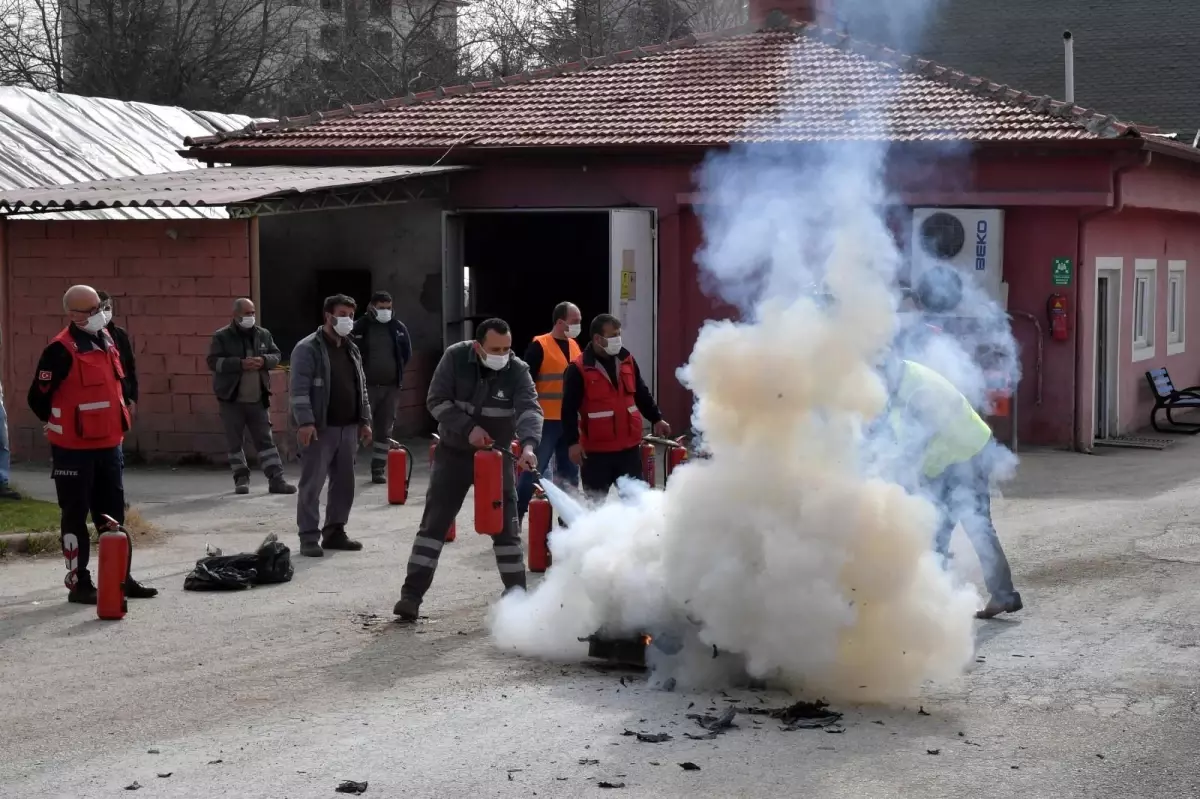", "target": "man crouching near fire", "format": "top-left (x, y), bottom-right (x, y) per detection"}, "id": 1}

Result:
top-left (27, 285), bottom-right (157, 604)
